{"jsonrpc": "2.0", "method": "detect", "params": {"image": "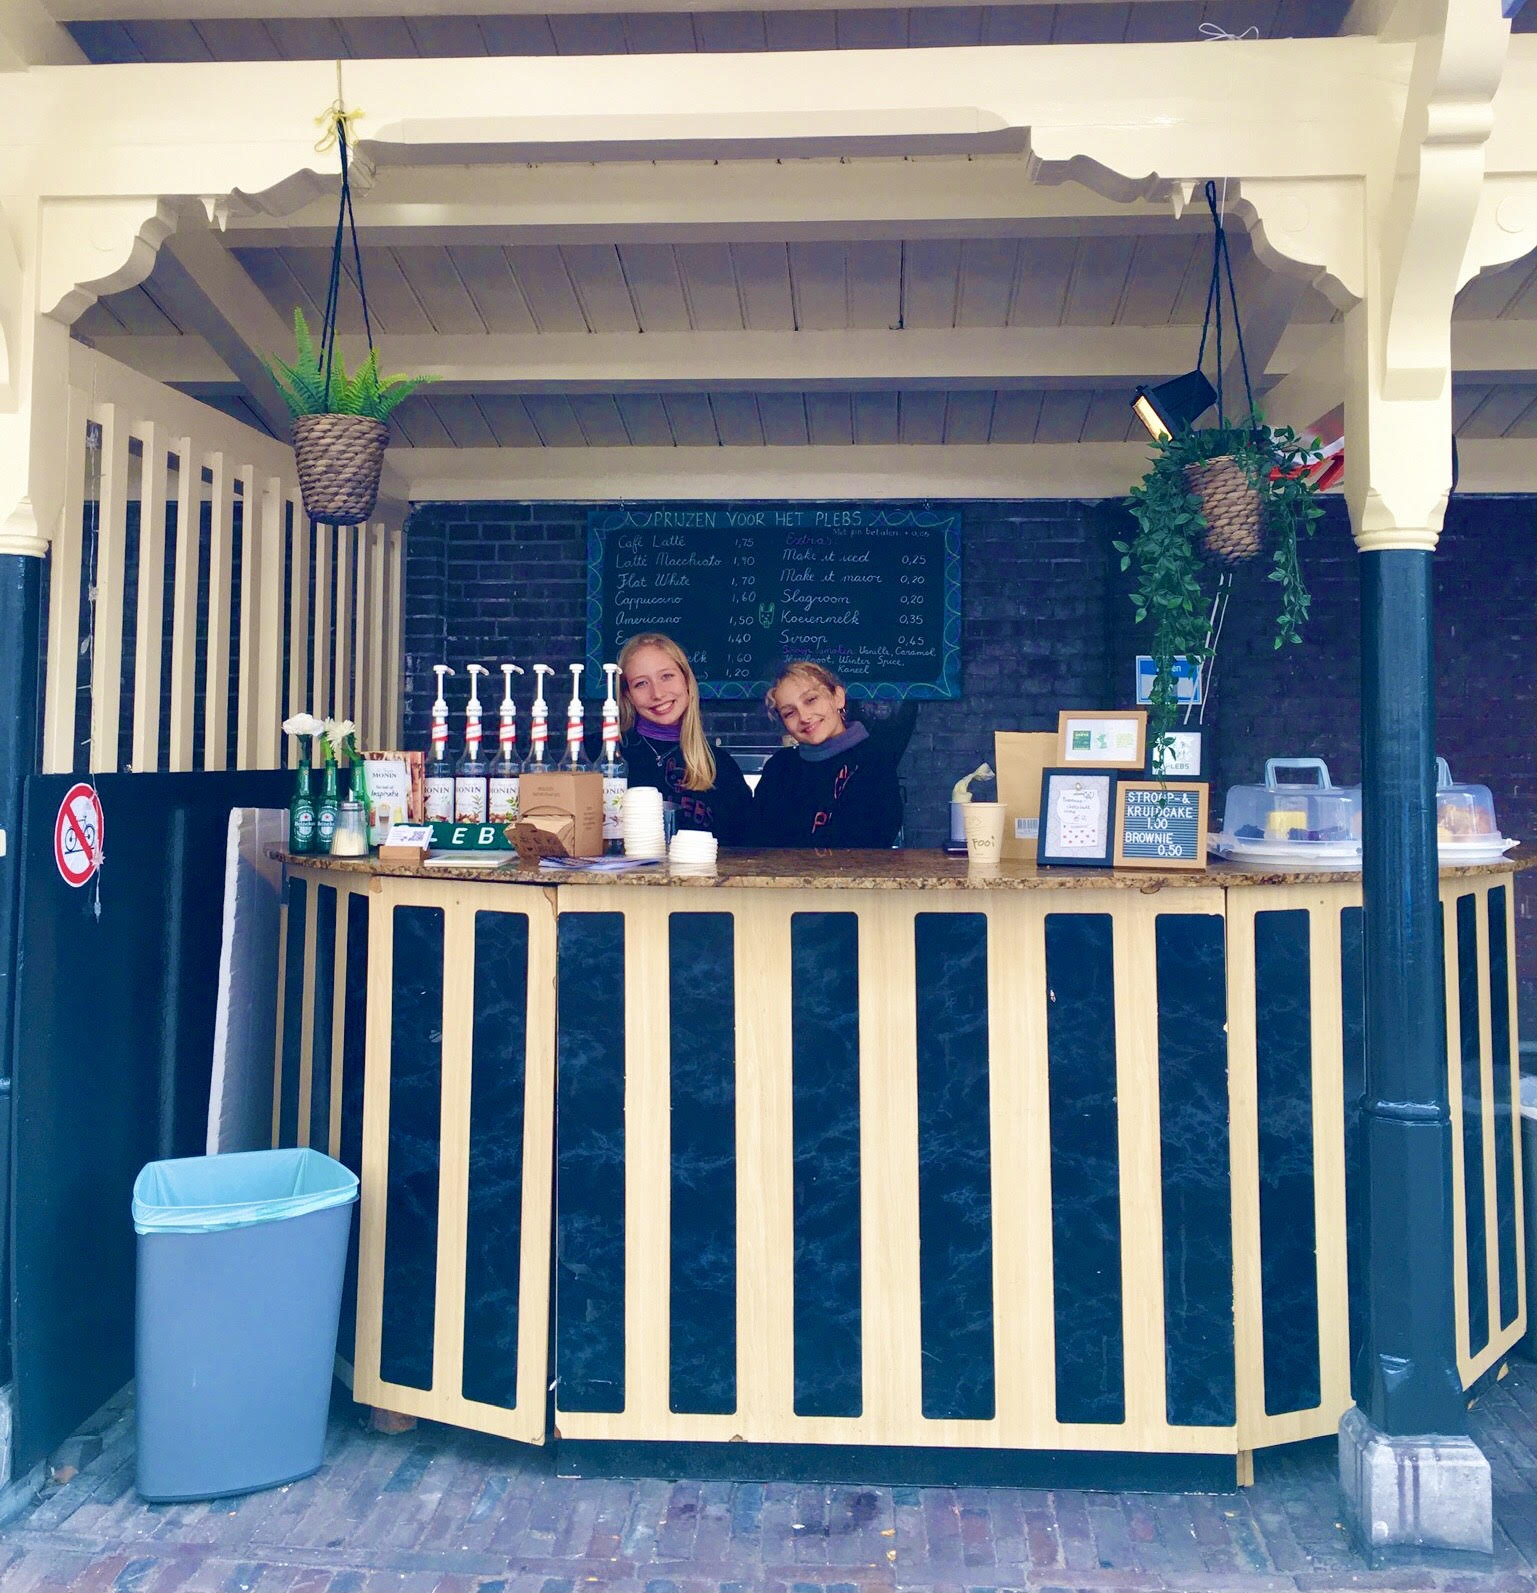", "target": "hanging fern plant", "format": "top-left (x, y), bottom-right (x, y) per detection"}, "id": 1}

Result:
top-left (260, 103), bottom-right (435, 525)
top-left (262, 308), bottom-right (432, 423)
top-left (1116, 415), bottom-right (1323, 768)
top-left (1116, 178), bottom-right (1327, 774)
